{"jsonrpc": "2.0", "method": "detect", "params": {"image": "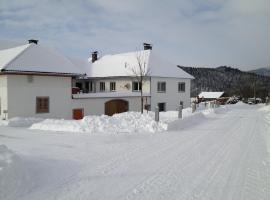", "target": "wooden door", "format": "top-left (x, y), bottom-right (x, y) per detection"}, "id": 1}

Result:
top-left (105, 99), bottom-right (129, 116)
top-left (73, 108), bottom-right (84, 120)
